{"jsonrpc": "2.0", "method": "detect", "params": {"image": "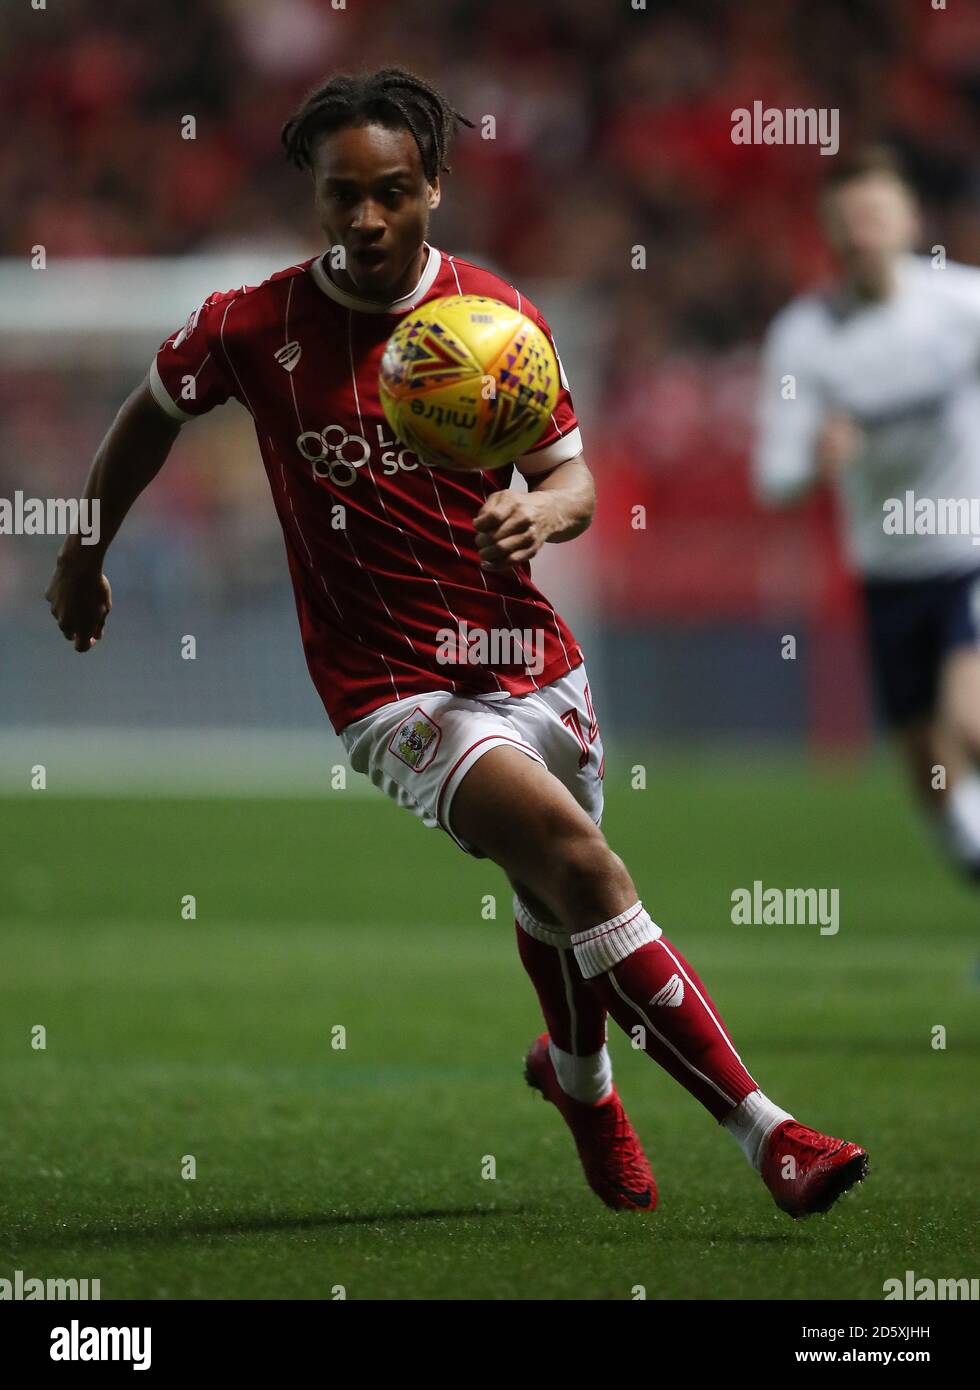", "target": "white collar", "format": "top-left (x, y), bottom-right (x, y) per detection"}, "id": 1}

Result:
top-left (310, 242), bottom-right (442, 314)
